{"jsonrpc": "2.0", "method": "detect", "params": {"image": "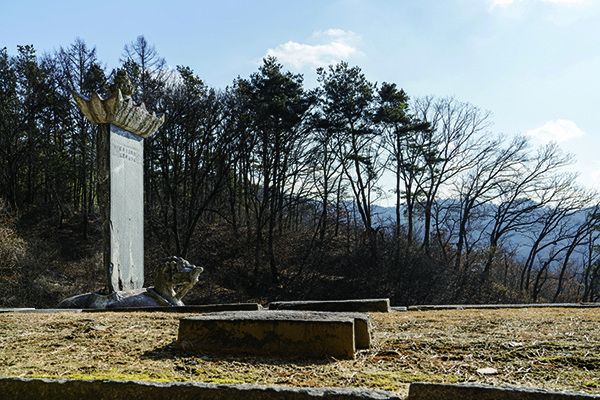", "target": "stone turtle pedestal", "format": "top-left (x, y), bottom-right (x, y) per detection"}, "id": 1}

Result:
top-left (56, 256), bottom-right (203, 309)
